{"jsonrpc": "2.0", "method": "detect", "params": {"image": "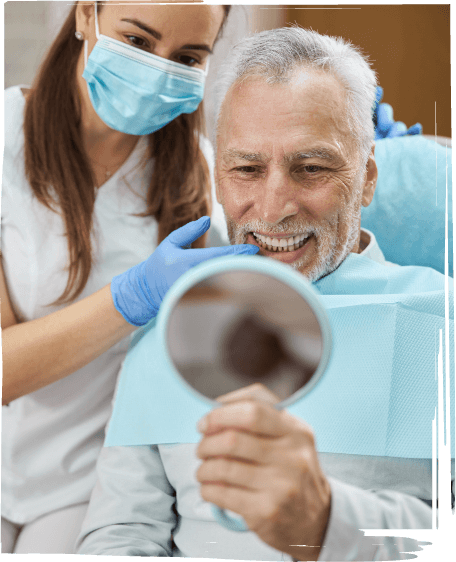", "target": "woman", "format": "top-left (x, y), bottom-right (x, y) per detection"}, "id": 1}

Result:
top-left (1, 1), bottom-right (258, 553)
